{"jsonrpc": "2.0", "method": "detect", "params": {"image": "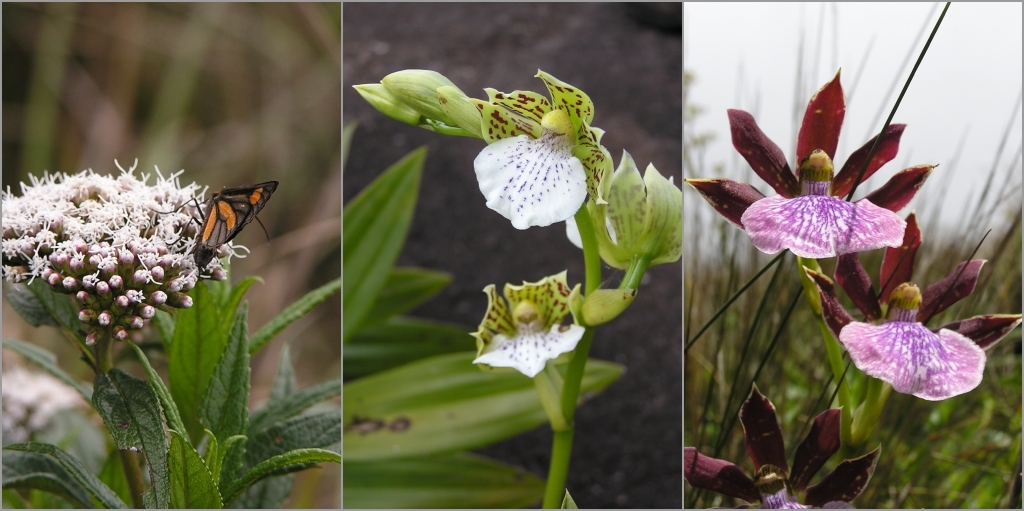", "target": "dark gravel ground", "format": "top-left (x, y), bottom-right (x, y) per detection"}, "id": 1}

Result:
top-left (343, 3), bottom-right (681, 508)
